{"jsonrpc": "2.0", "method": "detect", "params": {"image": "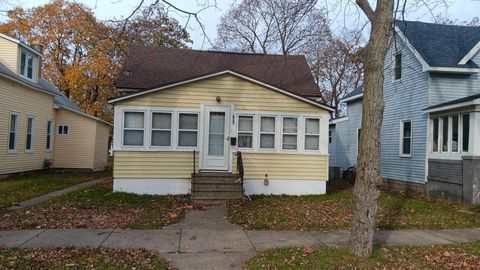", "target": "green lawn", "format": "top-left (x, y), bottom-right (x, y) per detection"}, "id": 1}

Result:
top-left (0, 180), bottom-right (192, 229)
top-left (246, 241), bottom-right (480, 270)
top-left (0, 171), bottom-right (111, 208)
top-left (0, 247), bottom-right (168, 270)
top-left (229, 191), bottom-right (480, 230)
